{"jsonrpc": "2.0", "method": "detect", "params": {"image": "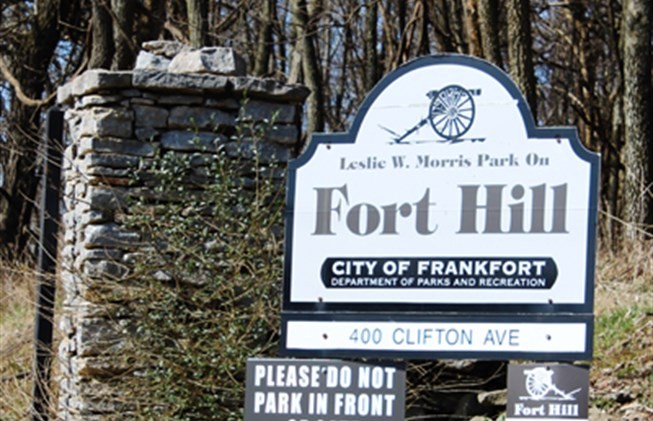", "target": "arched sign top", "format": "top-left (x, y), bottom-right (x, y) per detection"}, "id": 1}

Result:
top-left (294, 54), bottom-right (596, 168)
top-left (281, 54), bottom-right (599, 361)
top-left (351, 55), bottom-right (533, 143)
